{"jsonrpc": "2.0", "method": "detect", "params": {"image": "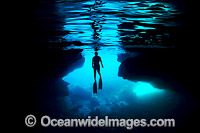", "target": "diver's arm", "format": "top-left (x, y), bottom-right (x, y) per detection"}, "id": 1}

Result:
top-left (100, 58), bottom-right (103, 68)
